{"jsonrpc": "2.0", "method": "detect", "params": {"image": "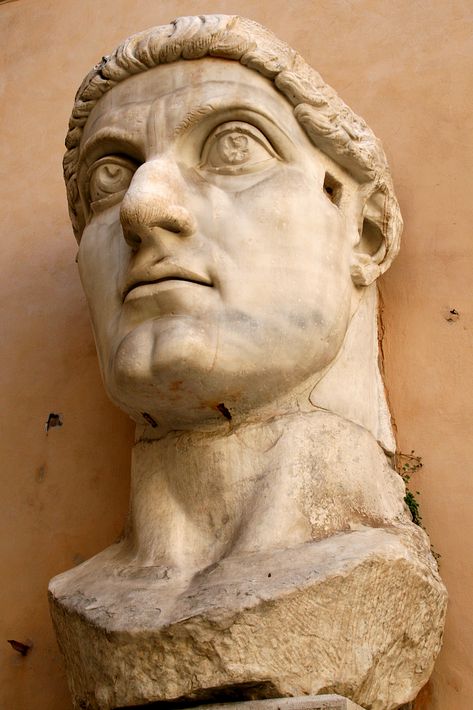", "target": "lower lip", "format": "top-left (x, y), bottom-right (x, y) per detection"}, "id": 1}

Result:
top-left (124, 280), bottom-right (211, 303)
